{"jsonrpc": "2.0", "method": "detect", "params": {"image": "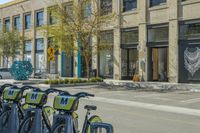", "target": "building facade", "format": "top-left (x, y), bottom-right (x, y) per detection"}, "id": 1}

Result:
top-left (0, 0), bottom-right (200, 83)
